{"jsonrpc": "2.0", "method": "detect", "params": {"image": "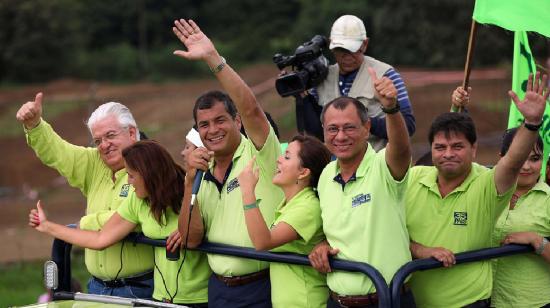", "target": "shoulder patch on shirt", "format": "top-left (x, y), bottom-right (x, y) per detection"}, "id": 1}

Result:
top-left (119, 184), bottom-right (130, 197)
top-left (453, 211), bottom-right (468, 225)
top-left (227, 178), bottom-right (240, 193)
top-left (351, 193), bottom-right (371, 208)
